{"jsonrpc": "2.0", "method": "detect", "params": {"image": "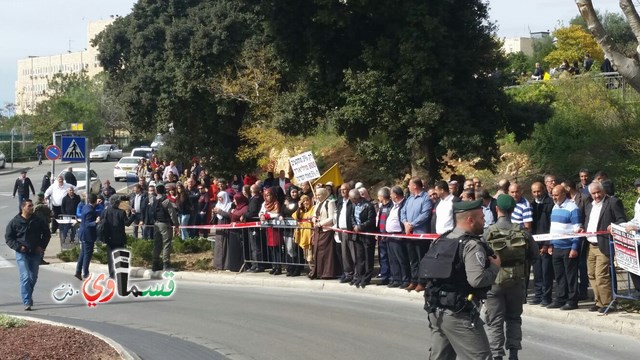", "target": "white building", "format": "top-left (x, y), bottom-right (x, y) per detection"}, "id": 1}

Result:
top-left (502, 37), bottom-right (534, 57)
top-left (14, 19), bottom-right (114, 114)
